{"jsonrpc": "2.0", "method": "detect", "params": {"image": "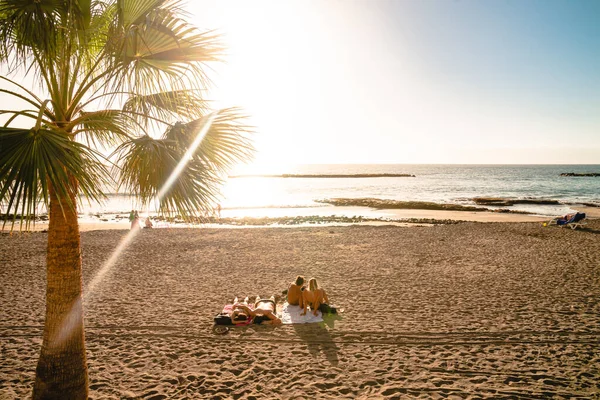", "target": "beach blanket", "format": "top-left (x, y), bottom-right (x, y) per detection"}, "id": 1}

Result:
top-left (279, 303), bottom-right (323, 324)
